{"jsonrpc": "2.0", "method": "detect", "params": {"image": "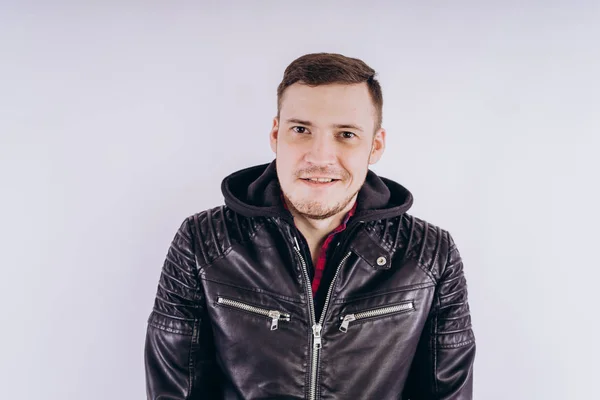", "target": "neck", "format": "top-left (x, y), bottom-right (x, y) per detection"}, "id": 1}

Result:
top-left (286, 195), bottom-right (357, 247)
